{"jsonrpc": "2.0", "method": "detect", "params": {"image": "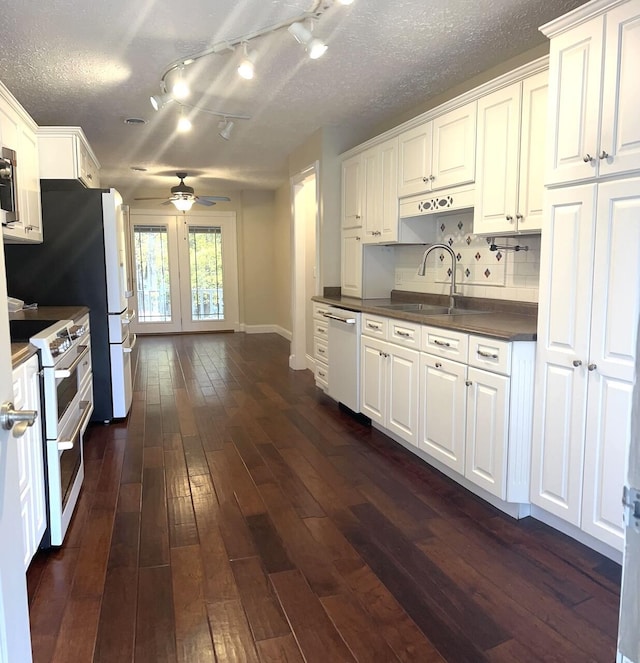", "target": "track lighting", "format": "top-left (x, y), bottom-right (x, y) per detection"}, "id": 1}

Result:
top-left (287, 21), bottom-right (327, 59)
top-left (237, 43), bottom-right (258, 80)
top-left (338, 0), bottom-right (354, 4)
top-left (171, 195), bottom-right (194, 212)
top-left (172, 67), bottom-right (190, 100)
top-left (177, 110), bottom-right (192, 133)
top-left (150, 92), bottom-right (174, 111)
top-left (218, 119), bottom-right (234, 141)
